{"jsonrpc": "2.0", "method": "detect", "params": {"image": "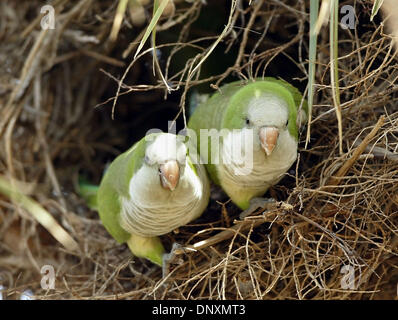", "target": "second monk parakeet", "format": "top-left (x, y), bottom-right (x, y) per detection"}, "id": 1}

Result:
top-left (80, 133), bottom-right (210, 266)
top-left (188, 78), bottom-right (307, 210)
